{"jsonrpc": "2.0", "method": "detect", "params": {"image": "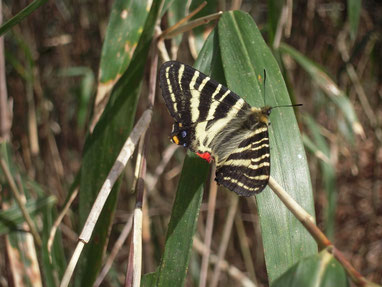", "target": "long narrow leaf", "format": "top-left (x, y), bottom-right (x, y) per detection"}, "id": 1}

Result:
top-left (218, 11), bottom-right (317, 283)
top-left (99, 0), bottom-right (151, 83)
top-left (0, 0), bottom-right (48, 36)
top-left (303, 115), bottom-right (337, 239)
top-left (74, 1), bottom-right (162, 286)
top-left (149, 30), bottom-right (217, 287)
